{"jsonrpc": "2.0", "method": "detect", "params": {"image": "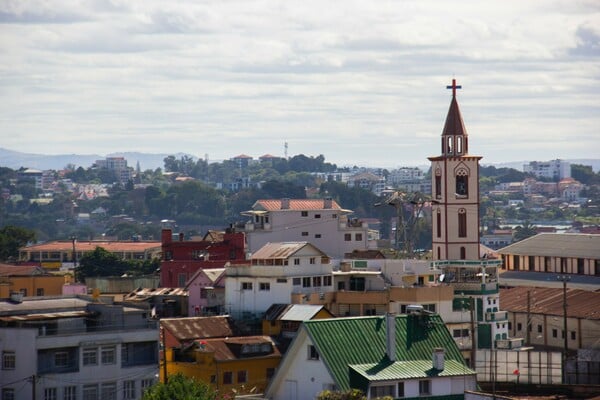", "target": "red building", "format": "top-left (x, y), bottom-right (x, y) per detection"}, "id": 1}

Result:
top-left (160, 228), bottom-right (247, 287)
